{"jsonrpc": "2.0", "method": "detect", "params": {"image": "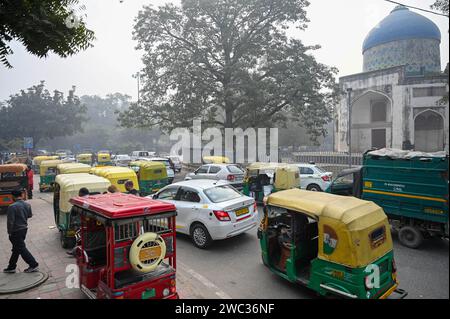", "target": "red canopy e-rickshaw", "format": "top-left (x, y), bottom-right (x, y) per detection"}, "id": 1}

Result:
top-left (69, 193), bottom-right (178, 299)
